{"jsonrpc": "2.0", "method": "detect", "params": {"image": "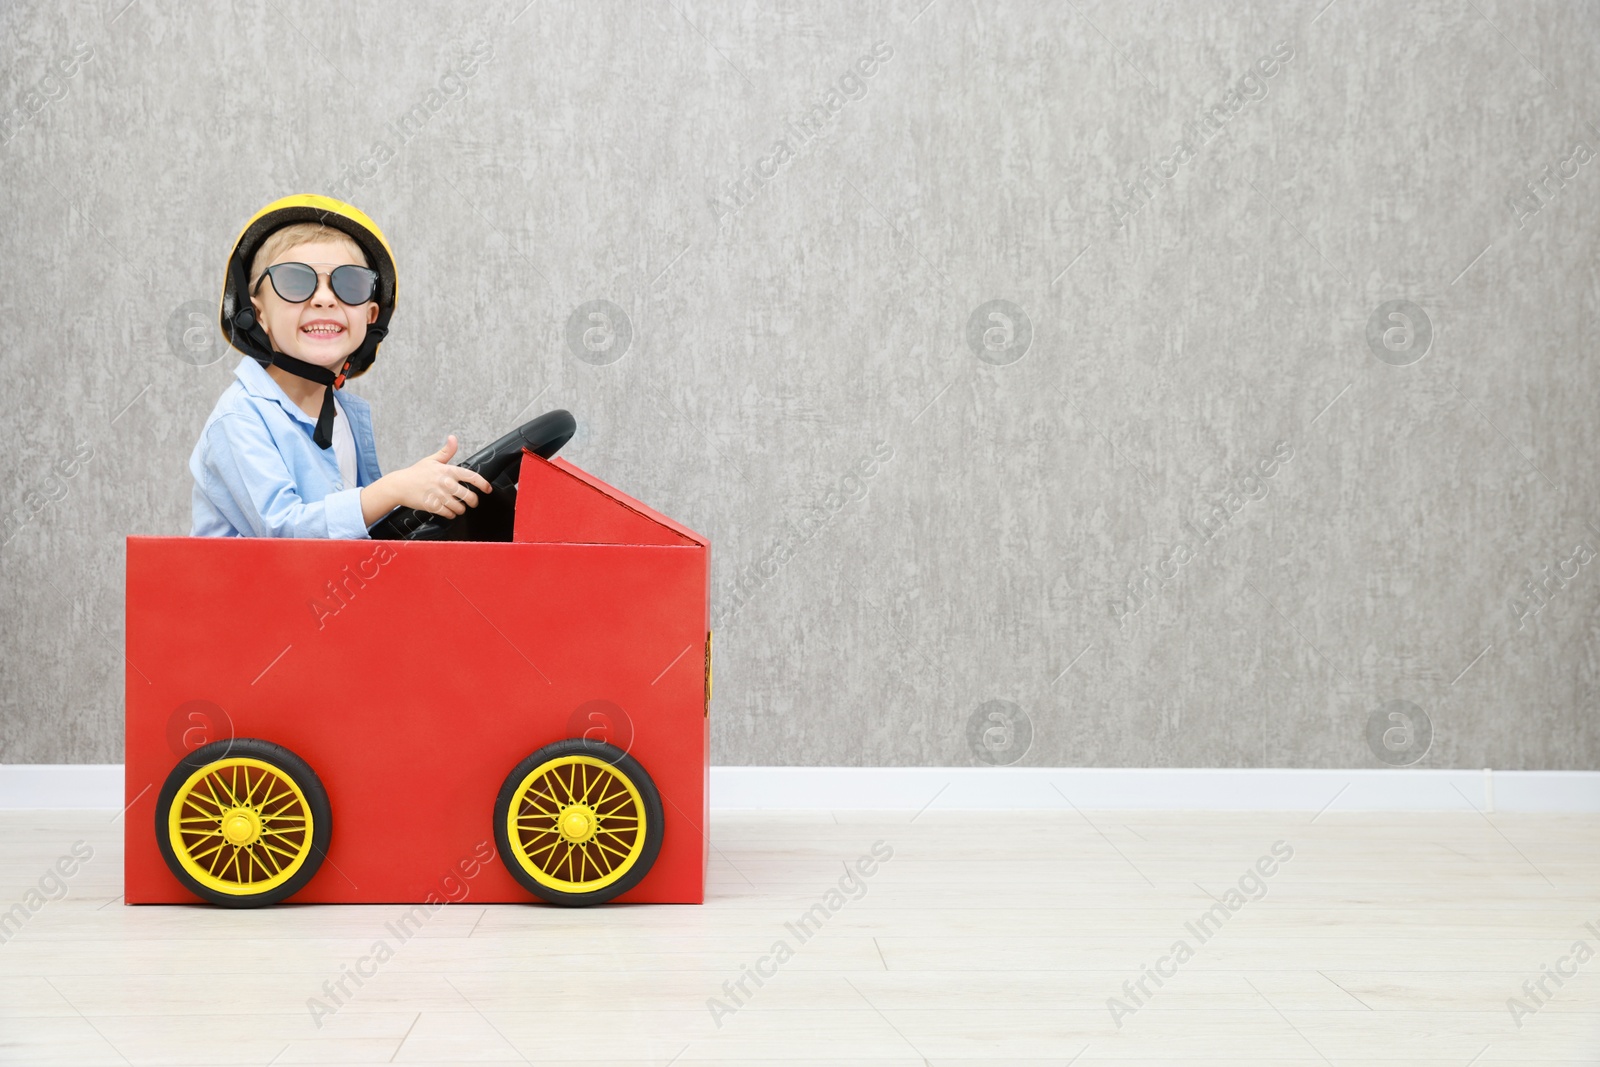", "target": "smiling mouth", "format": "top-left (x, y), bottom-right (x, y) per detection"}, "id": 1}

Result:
top-left (300, 323), bottom-right (345, 340)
